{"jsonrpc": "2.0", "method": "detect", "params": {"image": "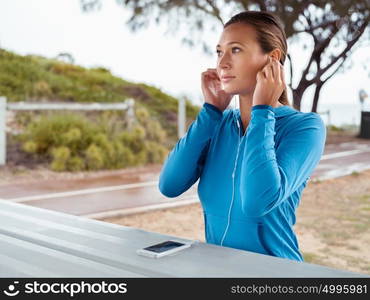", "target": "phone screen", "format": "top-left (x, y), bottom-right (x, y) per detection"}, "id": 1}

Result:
top-left (143, 241), bottom-right (185, 253)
